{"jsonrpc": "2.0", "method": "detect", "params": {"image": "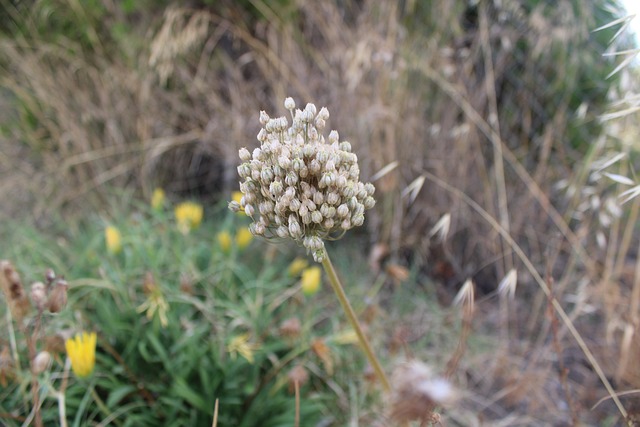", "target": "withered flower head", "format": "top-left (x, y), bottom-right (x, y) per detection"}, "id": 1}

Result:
top-left (287, 364), bottom-right (309, 393)
top-left (0, 260), bottom-right (31, 321)
top-left (229, 98), bottom-right (376, 262)
top-left (47, 279), bottom-right (68, 313)
top-left (389, 360), bottom-right (457, 424)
